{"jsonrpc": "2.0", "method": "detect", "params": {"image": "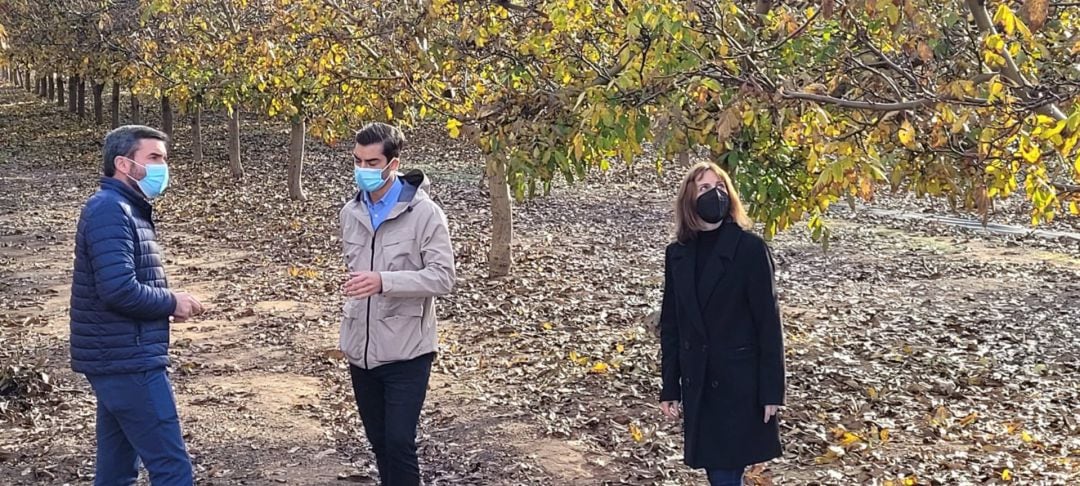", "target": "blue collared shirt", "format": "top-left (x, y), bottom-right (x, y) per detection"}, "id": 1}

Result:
top-left (363, 177), bottom-right (404, 231)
